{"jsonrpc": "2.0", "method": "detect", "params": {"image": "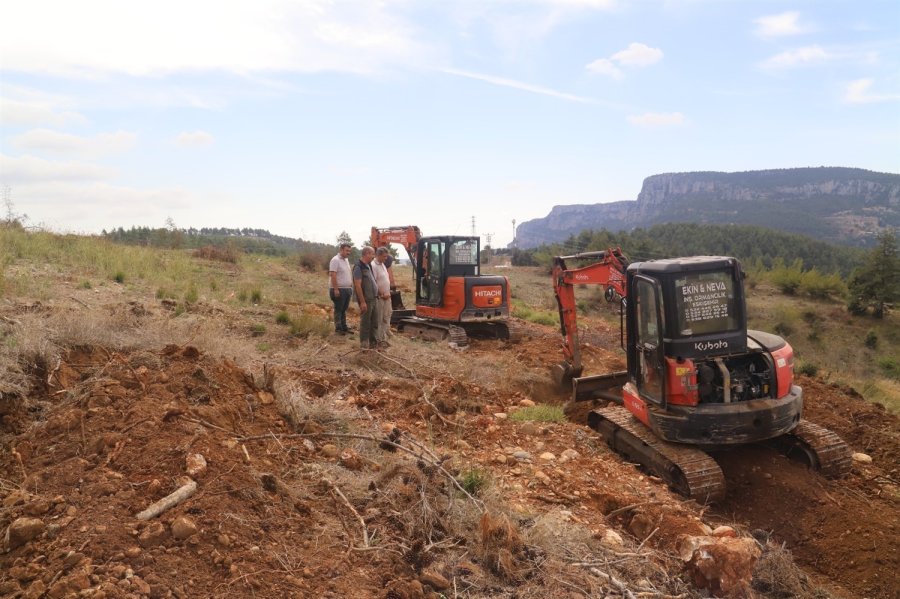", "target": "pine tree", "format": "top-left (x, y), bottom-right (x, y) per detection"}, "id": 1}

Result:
top-left (847, 230), bottom-right (899, 318)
